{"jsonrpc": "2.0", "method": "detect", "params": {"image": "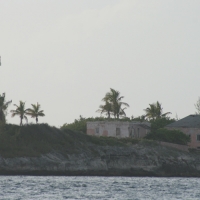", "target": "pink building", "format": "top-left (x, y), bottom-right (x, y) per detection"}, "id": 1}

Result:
top-left (87, 121), bottom-right (151, 138)
top-left (166, 115), bottom-right (200, 149)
